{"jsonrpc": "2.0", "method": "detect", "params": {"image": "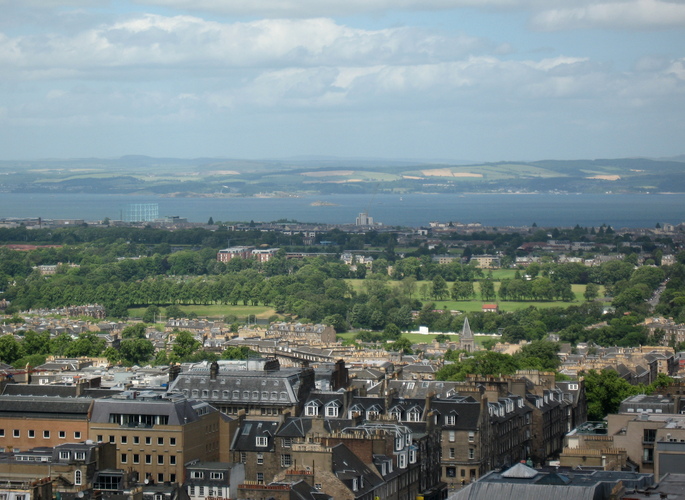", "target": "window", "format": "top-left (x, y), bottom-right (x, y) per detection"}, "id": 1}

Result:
top-left (468, 448), bottom-right (475, 460)
top-left (449, 448), bottom-right (455, 459)
top-left (468, 431), bottom-right (475, 442)
top-left (158, 455), bottom-right (164, 465)
top-left (446, 467), bottom-right (456, 478)
top-left (240, 452), bottom-right (247, 464)
top-left (643, 447), bottom-right (654, 463)
top-left (257, 453), bottom-right (264, 465)
top-left (199, 487), bottom-right (205, 496)
top-left (75, 452), bottom-right (85, 460)
top-left (282, 438), bottom-right (292, 448)
top-left (59, 431), bottom-right (66, 439)
top-left (256, 472), bottom-right (264, 485)
top-left (399, 453), bottom-right (407, 468)
top-left (109, 435), bottom-right (115, 444)
top-left (644, 429), bottom-right (657, 443)
top-left (145, 454), bottom-right (152, 464)
top-left (59, 451), bottom-right (70, 460)
top-left (158, 437), bottom-right (164, 445)
top-left (352, 478), bottom-right (358, 491)
top-left (0, 429), bottom-right (4, 437)
top-left (74, 431), bottom-right (81, 440)
top-left (190, 471), bottom-right (204, 479)
top-left (145, 437), bottom-right (152, 445)
top-left (121, 436), bottom-right (127, 444)
top-left (281, 454), bottom-right (292, 468)
top-left (305, 404), bottom-right (319, 416)
top-left (133, 436), bottom-right (140, 444)
top-left (28, 430), bottom-right (35, 438)
top-left (133, 454), bottom-right (140, 464)
top-left (170, 437), bottom-right (176, 446)
top-left (409, 448), bottom-right (417, 464)
top-left (157, 473), bottom-right (164, 483)
top-left (43, 430), bottom-right (50, 439)
top-left (97, 435), bottom-right (103, 442)
top-left (170, 456), bottom-right (176, 465)
top-left (256, 436), bottom-right (268, 447)
top-left (448, 431), bottom-right (455, 443)
top-left (170, 474), bottom-right (176, 483)
top-left (407, 410), bottom-right (420, 422)
top-left (209, 472), bottom-right (223, 480)
top-left (445, 415), bottom-right (456, 426)
top-left (325, 405), bottom-right (339, 417)
top-left (121, 453), bottom-right (128, 463)
top-left (74, 470), bottom-right (82, 486)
